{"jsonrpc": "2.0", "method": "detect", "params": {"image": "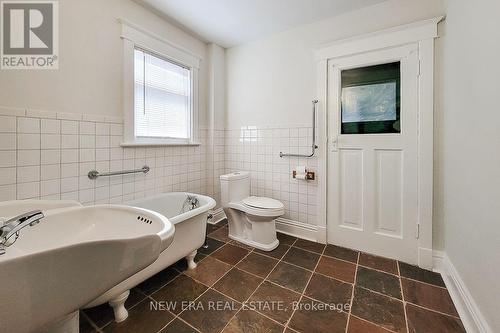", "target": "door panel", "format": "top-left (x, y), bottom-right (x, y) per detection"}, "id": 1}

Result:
top-left (339, 149), bottom-right (363, 229)
top-left (375, 149), bottom-right (402, 237)
top-left (327, 44), bottom-right (419, 264)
